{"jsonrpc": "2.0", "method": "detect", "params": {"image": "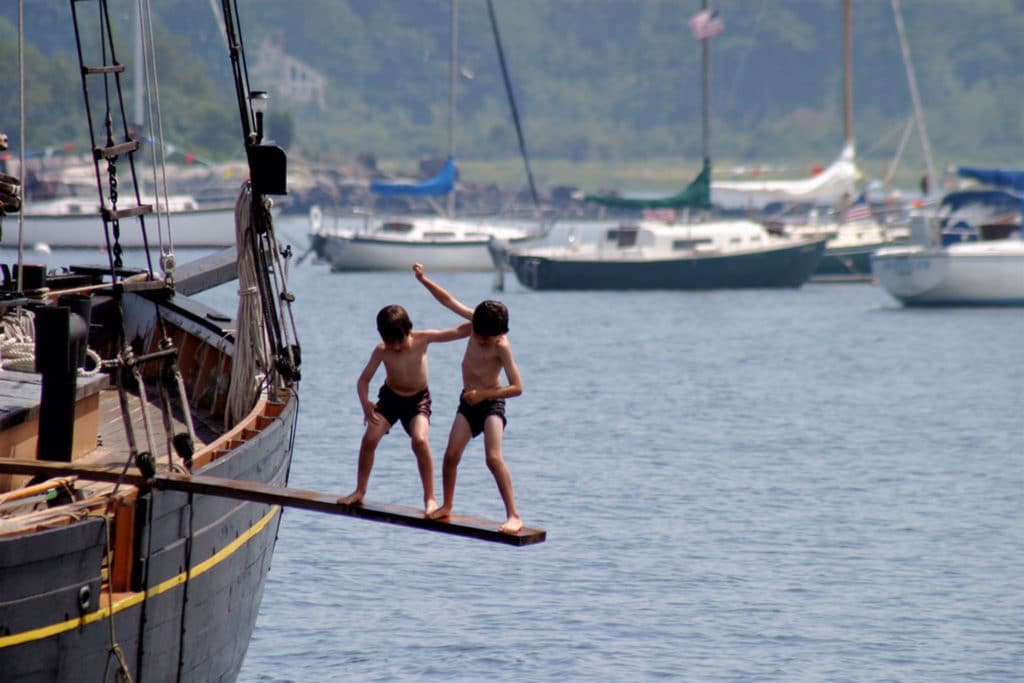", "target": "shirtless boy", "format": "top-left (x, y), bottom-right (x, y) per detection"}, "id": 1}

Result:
top-left (338, 303), bottom-right (470, 513)
top-left (413, 263), bottom-right (524, 533)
